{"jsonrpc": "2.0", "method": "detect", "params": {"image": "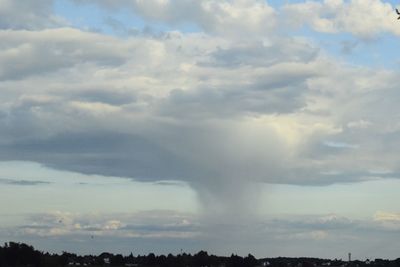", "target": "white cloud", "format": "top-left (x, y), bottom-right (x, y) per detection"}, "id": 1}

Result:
top-left (284, 0), bottom-right (400, 38)
top-left (373, 211), bottom-right (400, 232)
top-left (373, 211), bottom-right (400, 230)
top-left (374, 211), bottom-right (400, 222)
top-left (16, 210), bottom-right (199, 239)
top-left (74, 0), bottom-right (276, 38)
